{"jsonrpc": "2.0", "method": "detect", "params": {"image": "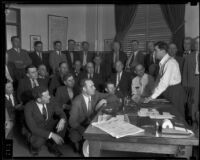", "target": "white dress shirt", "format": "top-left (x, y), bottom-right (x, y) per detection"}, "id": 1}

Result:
top-left (6, 94), bottom-right (15, 106)
top-left (30, 79), bottom-right (39, 88)
top-left (195, 51), bottom-right (199, 74)
top-left (151, 54), bottom-right (181, 99)
top-left (36, 102), bottom-right (48, 120)
top-left (82, 94), bottom-right (91, 111)
top-left (56, 50), bottom-right (61, 55)
top-left (83, 52), bottom-right (87, 66)
top-left (116, 71), bottom-right (122, 86)
top-left (132, 73), bottom-right (155, 97)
